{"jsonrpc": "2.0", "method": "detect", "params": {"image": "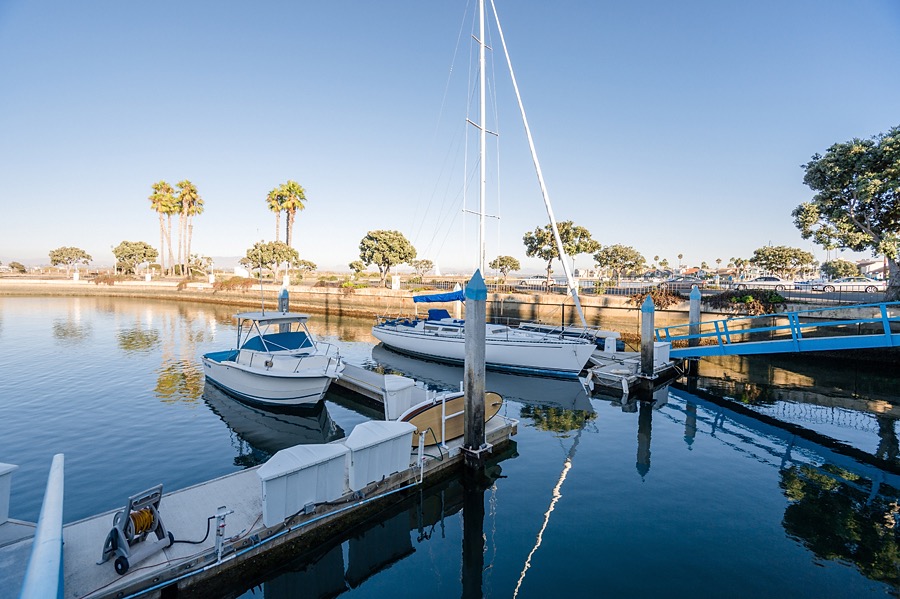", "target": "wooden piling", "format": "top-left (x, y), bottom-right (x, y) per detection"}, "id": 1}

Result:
top-left (463, 270), bottom-right (487, 469)
top-left (687, 286), bottom-right (701, 376)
